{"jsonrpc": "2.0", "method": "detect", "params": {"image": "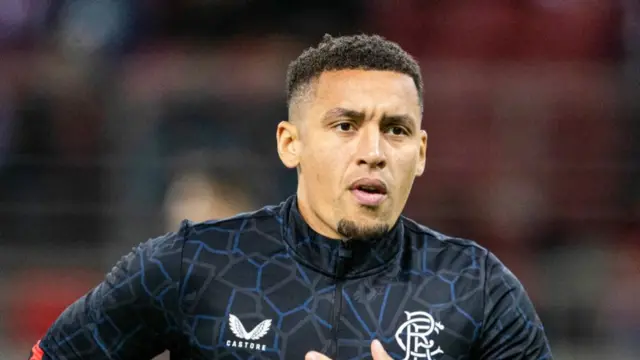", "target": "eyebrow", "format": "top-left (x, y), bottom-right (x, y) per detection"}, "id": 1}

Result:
top-left (321, 107), bottom-right (365, 123)
top-left (382, 114), bottom-right (415, 129)
top-left (322, 107), bottom-right (417, 130)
